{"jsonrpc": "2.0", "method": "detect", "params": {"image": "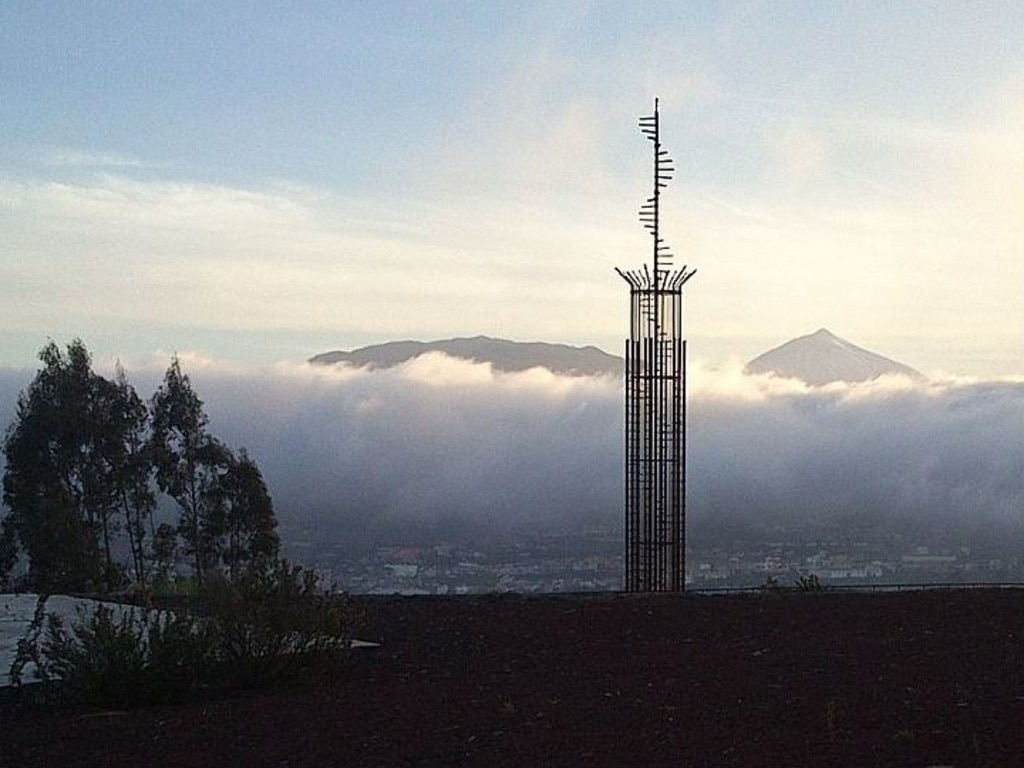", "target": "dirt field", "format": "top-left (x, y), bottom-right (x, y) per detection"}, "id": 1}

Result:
top-left (4, 588), bottom-right (1024, 767)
